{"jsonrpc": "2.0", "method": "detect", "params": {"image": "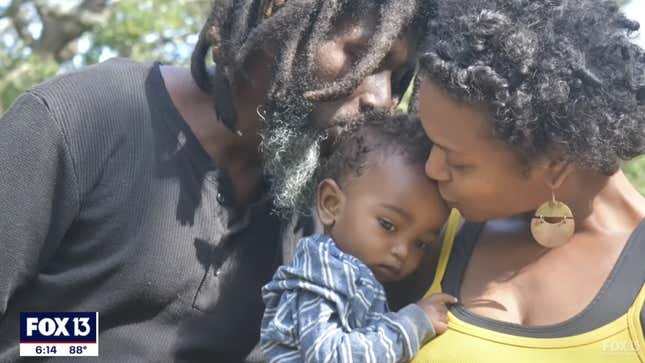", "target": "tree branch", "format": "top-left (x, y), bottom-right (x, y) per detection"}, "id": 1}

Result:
top-left (3, 0), bottom-right (35, 46)
top-left (32, 0), bottom-right (110, 62)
